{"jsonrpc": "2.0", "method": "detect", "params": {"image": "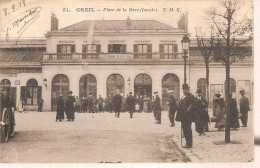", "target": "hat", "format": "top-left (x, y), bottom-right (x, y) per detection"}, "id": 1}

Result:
top-left (129, 92), bottom-right (132, 95)
top-left (167, 90), bottom-right (174, 93)
top-left (240, 89), bottom-right (245, 93)
top-left (196, 89), bottom-right (202, 93)
top-left (68, 91), bottom-right (73, 94)
top-left (215, 93), bottom-right (221, 97)
top-left (154, 91), bottom-right (158, 94)
top-left (59, 93), bottom-right (63, 96)
top-left (182, 84), bottom-right (190, 90)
